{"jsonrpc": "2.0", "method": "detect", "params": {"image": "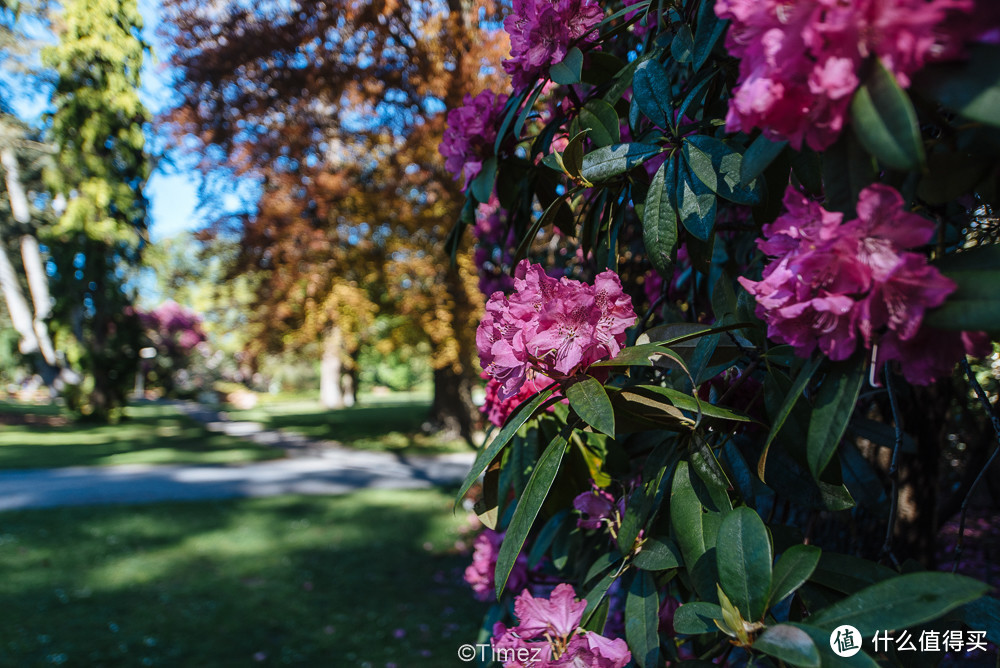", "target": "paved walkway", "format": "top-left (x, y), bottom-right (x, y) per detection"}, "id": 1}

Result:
top-left (0, 401), bottom-right (476, 511)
